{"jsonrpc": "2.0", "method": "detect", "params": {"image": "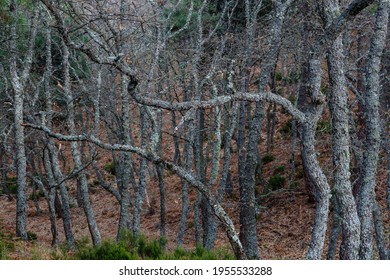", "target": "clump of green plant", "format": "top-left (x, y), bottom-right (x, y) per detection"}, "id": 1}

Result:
top-left (27, 231), bottom-right (38, 241)
top-left (295, 167), bottom-right (304, 179)
top-left (267, 175), bottom-right (286, 191)
top-left (262, 154), bottom-right (275, 164)
top-left (75, 231), bottom-right (235, 260)
top-left (273, 165), bottom-right (285, 175)
top-left (2, 177), bottom-right (18, 195)
top-left (170, 244), bottom-right (234, 260)
top-left (50, 246), bottom-right (74, 260)
top-left (189, 244), bottom-right (235, 260)
top-left (77, 240), bottom-right (138, 260)
top-left (288, 95), bottom-right (297, 104)
top-left (0, 232), bottom-right (15, 259)
top-left (76, 232), bottom-right (165, 260)
top-left (275, 72), bottom-right (283, 81)
top-left (137, 235), bottom-right (166, 259)
top-left (280, 119), bottom-right (293, 138)
top-left (103, 161), bottom-right (116, 175)
top-left (76, 236), bottom-right (91, 249)
top-left (286, 72), bottom-right (301, 83)
top-left (320, 83), bottom-right (329, 94)
top-left (316, 120), bottom-right (331, 134)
